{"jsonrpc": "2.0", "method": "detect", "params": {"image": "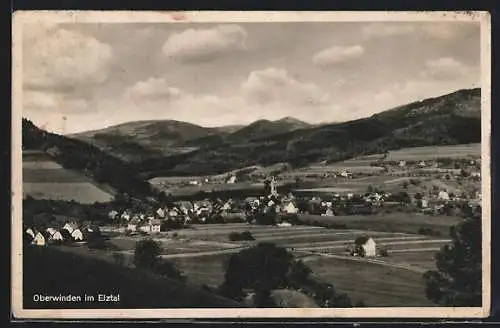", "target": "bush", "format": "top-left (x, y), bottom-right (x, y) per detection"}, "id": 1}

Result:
top-left (379, 248), bottom-right (389, 257)
top-left (418, 227), bottom-right (442, 236)
top-left (161, 220), bottom-right (184, 231)
top-left (153, 259), bottom-right (186, 283)
top-left (228, 231), bottom-right (255, 241)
